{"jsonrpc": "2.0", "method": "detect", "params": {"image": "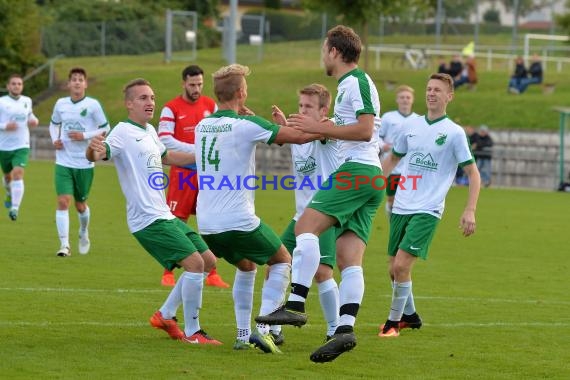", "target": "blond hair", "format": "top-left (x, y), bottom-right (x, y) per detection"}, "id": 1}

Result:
top-left (395, 85), bottom-right (415, 95)
top-left (212, 64), bottom-right (250, 102)
top-left (299, 83), bottom-right (331, 110)
top-left (123, 78), bottom-right (151, 100)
